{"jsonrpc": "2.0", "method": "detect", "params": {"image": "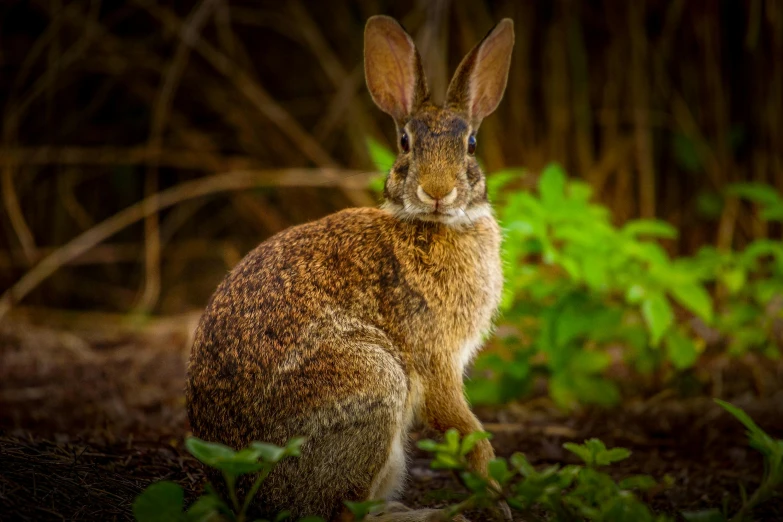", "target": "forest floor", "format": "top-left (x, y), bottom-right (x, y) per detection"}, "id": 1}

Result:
top-left (1, 309), bottom-right (782, 522)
